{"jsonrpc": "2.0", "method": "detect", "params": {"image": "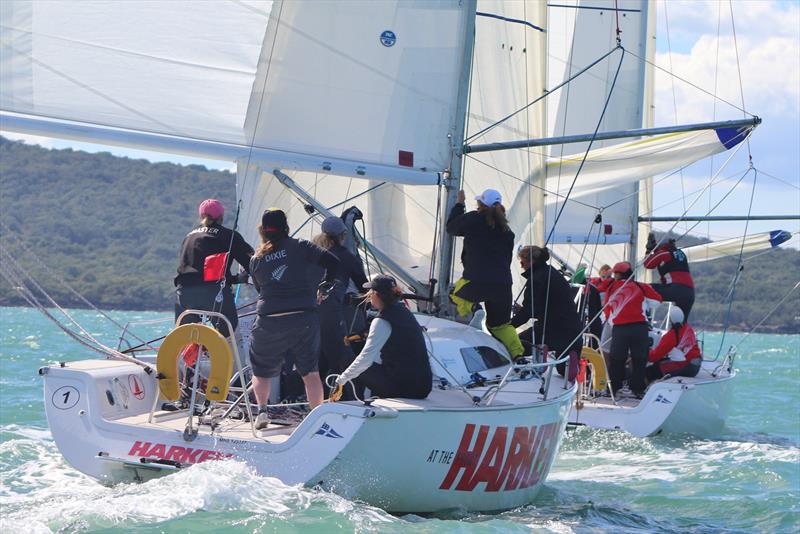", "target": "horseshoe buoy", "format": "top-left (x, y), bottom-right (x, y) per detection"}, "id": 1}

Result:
top-left (157, 323), bottom-right (233, 401)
